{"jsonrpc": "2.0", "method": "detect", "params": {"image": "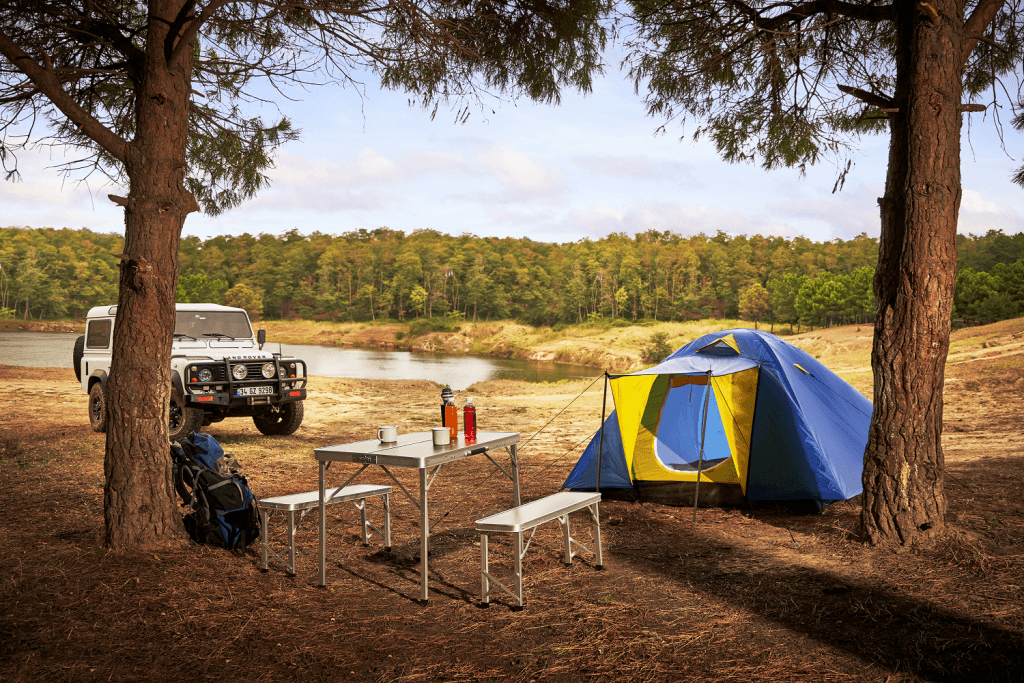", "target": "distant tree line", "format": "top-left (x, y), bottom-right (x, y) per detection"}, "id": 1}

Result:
top-left (954, 230), bottom-right (1024, 324)
top-left (2, 225), bottom-right (1022, 328)
top-left (0, 227), bottom-right (120, 320)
